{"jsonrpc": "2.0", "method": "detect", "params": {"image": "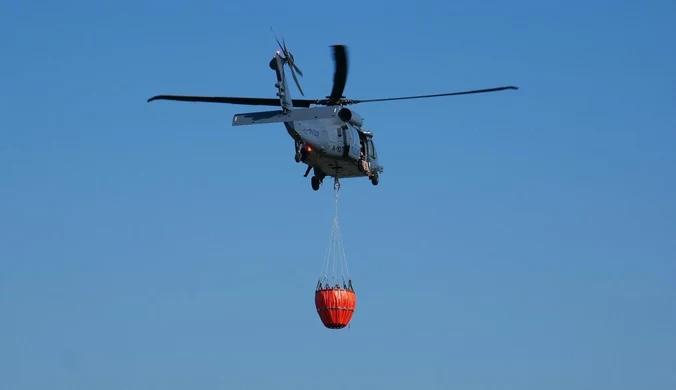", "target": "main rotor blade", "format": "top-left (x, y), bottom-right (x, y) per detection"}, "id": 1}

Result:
top-left (327, 45), bottom-right (348, 106)
top-left (147, 94), bottom-right (314, 107)
top-left (347, 86), bottom-right (519, 104)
